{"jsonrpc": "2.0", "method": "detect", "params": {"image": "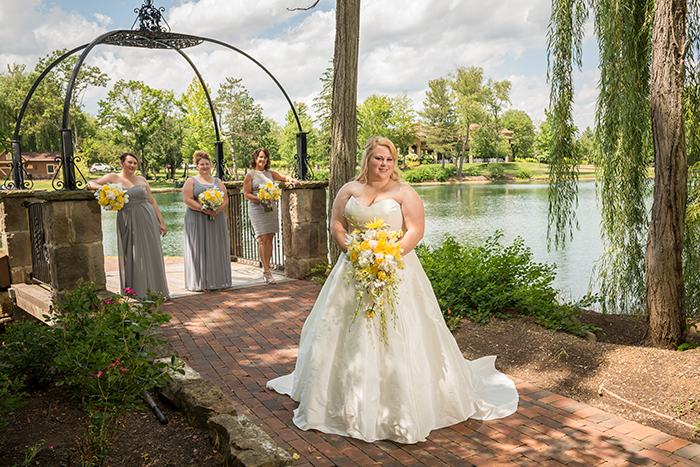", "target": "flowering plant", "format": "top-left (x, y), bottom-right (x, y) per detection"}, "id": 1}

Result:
top-left (198, 188), bottom-right (224, 220)
top-left (345, 217), bottom-right (404, 344)
top-left (257, 181), bottom-right (281, 212)
top-left (95, 183), bottom-right (128, 211)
